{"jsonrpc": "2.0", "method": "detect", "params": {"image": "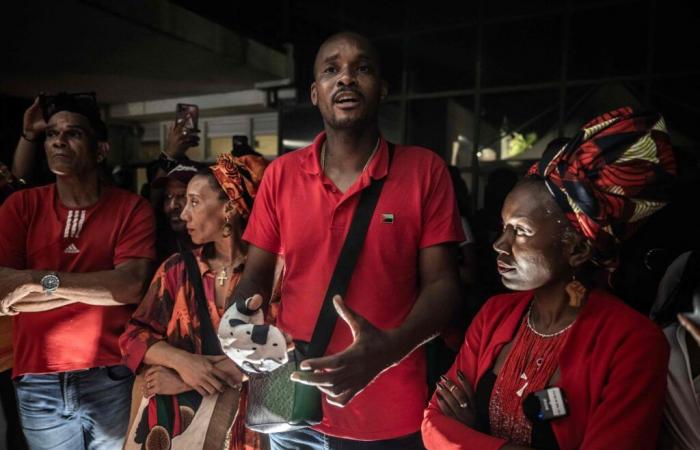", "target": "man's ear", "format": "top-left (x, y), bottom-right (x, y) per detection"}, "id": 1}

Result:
top-left (97, 142), bottom-right (110, 163)
top-left (310, 81), bottom-right (318, 106)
